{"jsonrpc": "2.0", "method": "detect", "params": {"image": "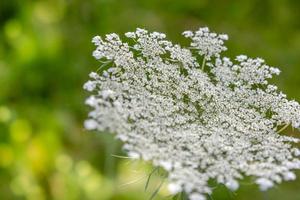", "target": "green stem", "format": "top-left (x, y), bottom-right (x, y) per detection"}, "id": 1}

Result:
top-left (145, 167), bottom-right (159, 191)
top-left (201, 57), bottom-right (206, 71)
top-left (96, 60), bottom-right (112, 73)
top-left (277, 123), bottom-right (290, 134)
top-left (149, 175), bottom-right (166, 200)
